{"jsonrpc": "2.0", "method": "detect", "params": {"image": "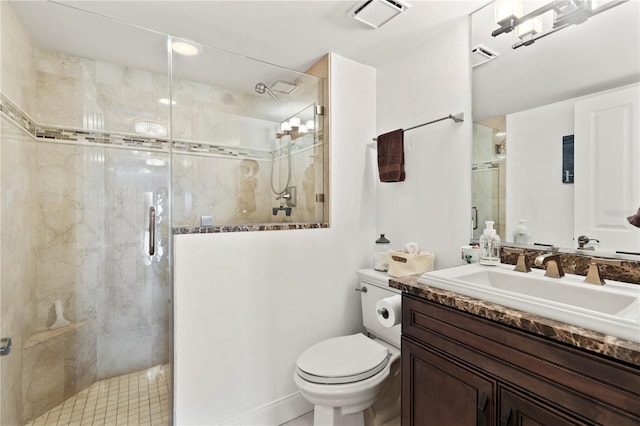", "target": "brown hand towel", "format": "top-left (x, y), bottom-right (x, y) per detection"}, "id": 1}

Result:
top-left (377, 129), bottom-right (405, 182)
